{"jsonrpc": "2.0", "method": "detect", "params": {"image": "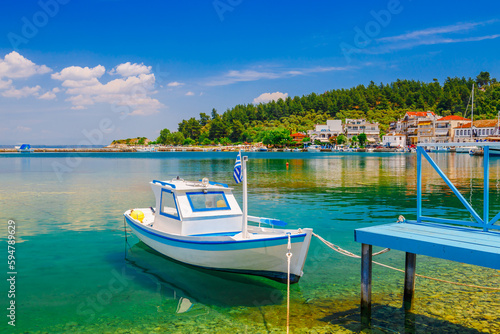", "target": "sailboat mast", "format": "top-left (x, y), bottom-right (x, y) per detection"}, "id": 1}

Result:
top-left (471, 84), bottom-right (474, 141)
top-left (242, 155), bottom-right (248, 238)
